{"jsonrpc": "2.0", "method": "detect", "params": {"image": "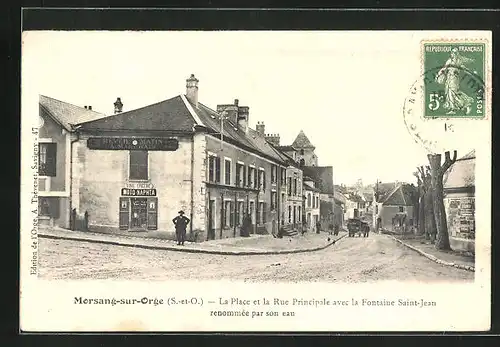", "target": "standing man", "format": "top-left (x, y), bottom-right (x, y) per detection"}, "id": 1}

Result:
top-left (172, 210), bottom-right (190, 245)
top-left (316, 220), bottom-right (321, 234)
